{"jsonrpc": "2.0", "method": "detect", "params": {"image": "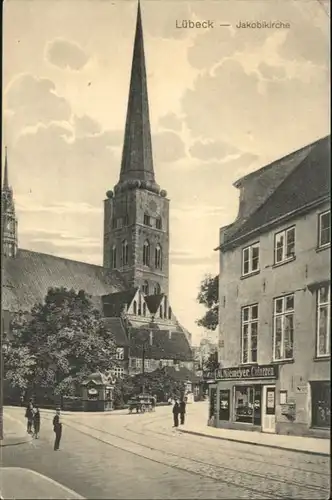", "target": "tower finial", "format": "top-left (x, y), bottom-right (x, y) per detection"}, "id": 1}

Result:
top-left (115, 0), bottom-right (159, 194)
top-left (3, 145), bottom-right (9, 189)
